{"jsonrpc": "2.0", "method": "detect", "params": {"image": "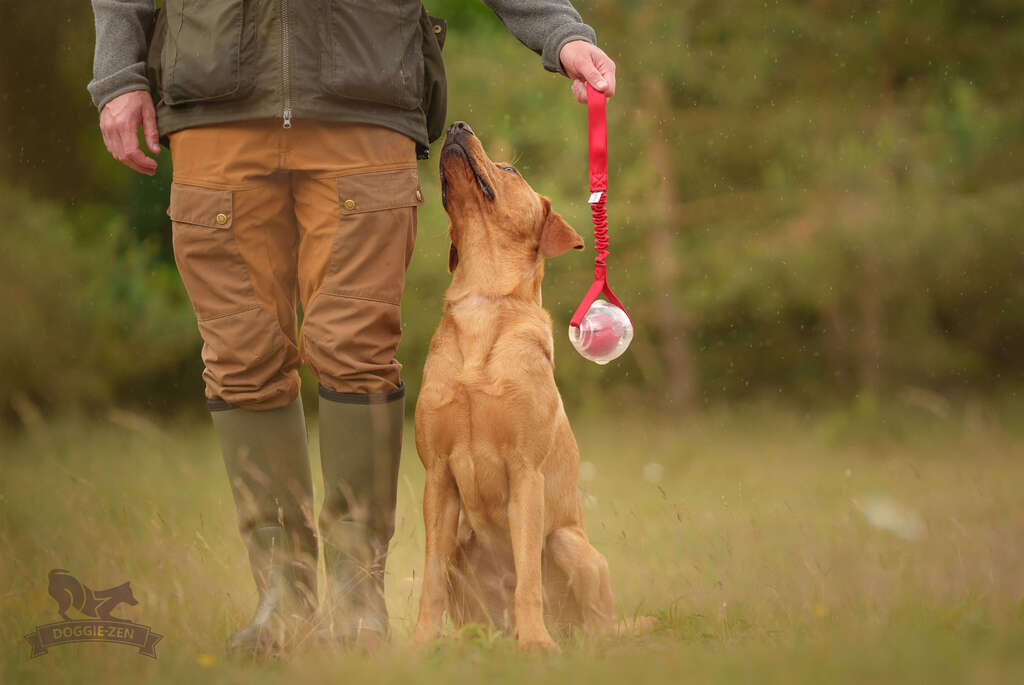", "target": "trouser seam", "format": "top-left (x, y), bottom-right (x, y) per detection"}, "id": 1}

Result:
top-left (315, 289), bottom-right (400, 307)
top-left (197, 303), bottom-right (262, 323)
top-left (308, 162), bottom-right (417, 180)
